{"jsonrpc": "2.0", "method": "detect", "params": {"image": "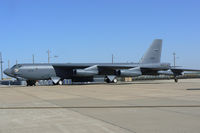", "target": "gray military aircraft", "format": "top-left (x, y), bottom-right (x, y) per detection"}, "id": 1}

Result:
top-left (3, 39), bottom-right (199, 86)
